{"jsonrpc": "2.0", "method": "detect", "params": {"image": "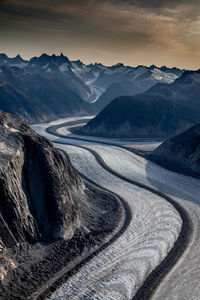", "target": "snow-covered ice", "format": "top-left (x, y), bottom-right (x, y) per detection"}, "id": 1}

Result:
top-left (32, 117), bottom-right (188, 299)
